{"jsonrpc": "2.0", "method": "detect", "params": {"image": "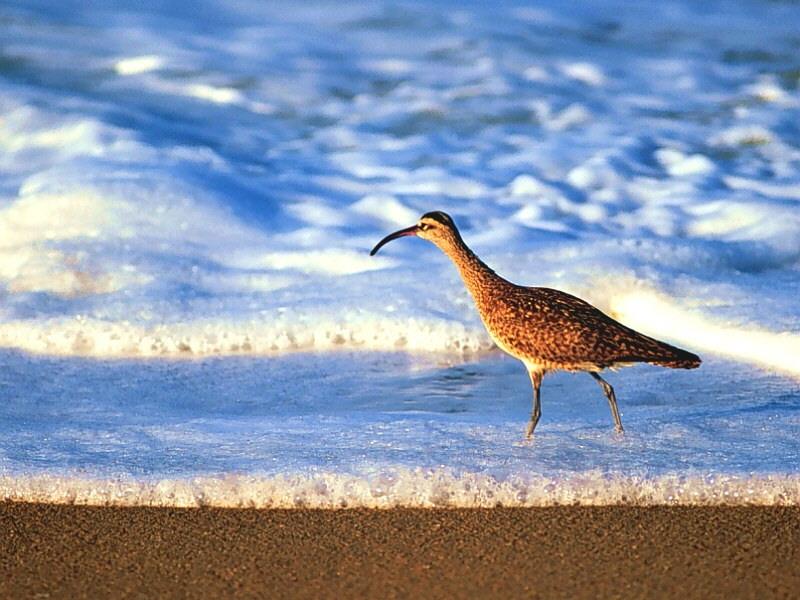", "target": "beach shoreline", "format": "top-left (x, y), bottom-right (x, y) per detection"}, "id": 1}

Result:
top-left (2, 502), bottom-right (798, 599)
